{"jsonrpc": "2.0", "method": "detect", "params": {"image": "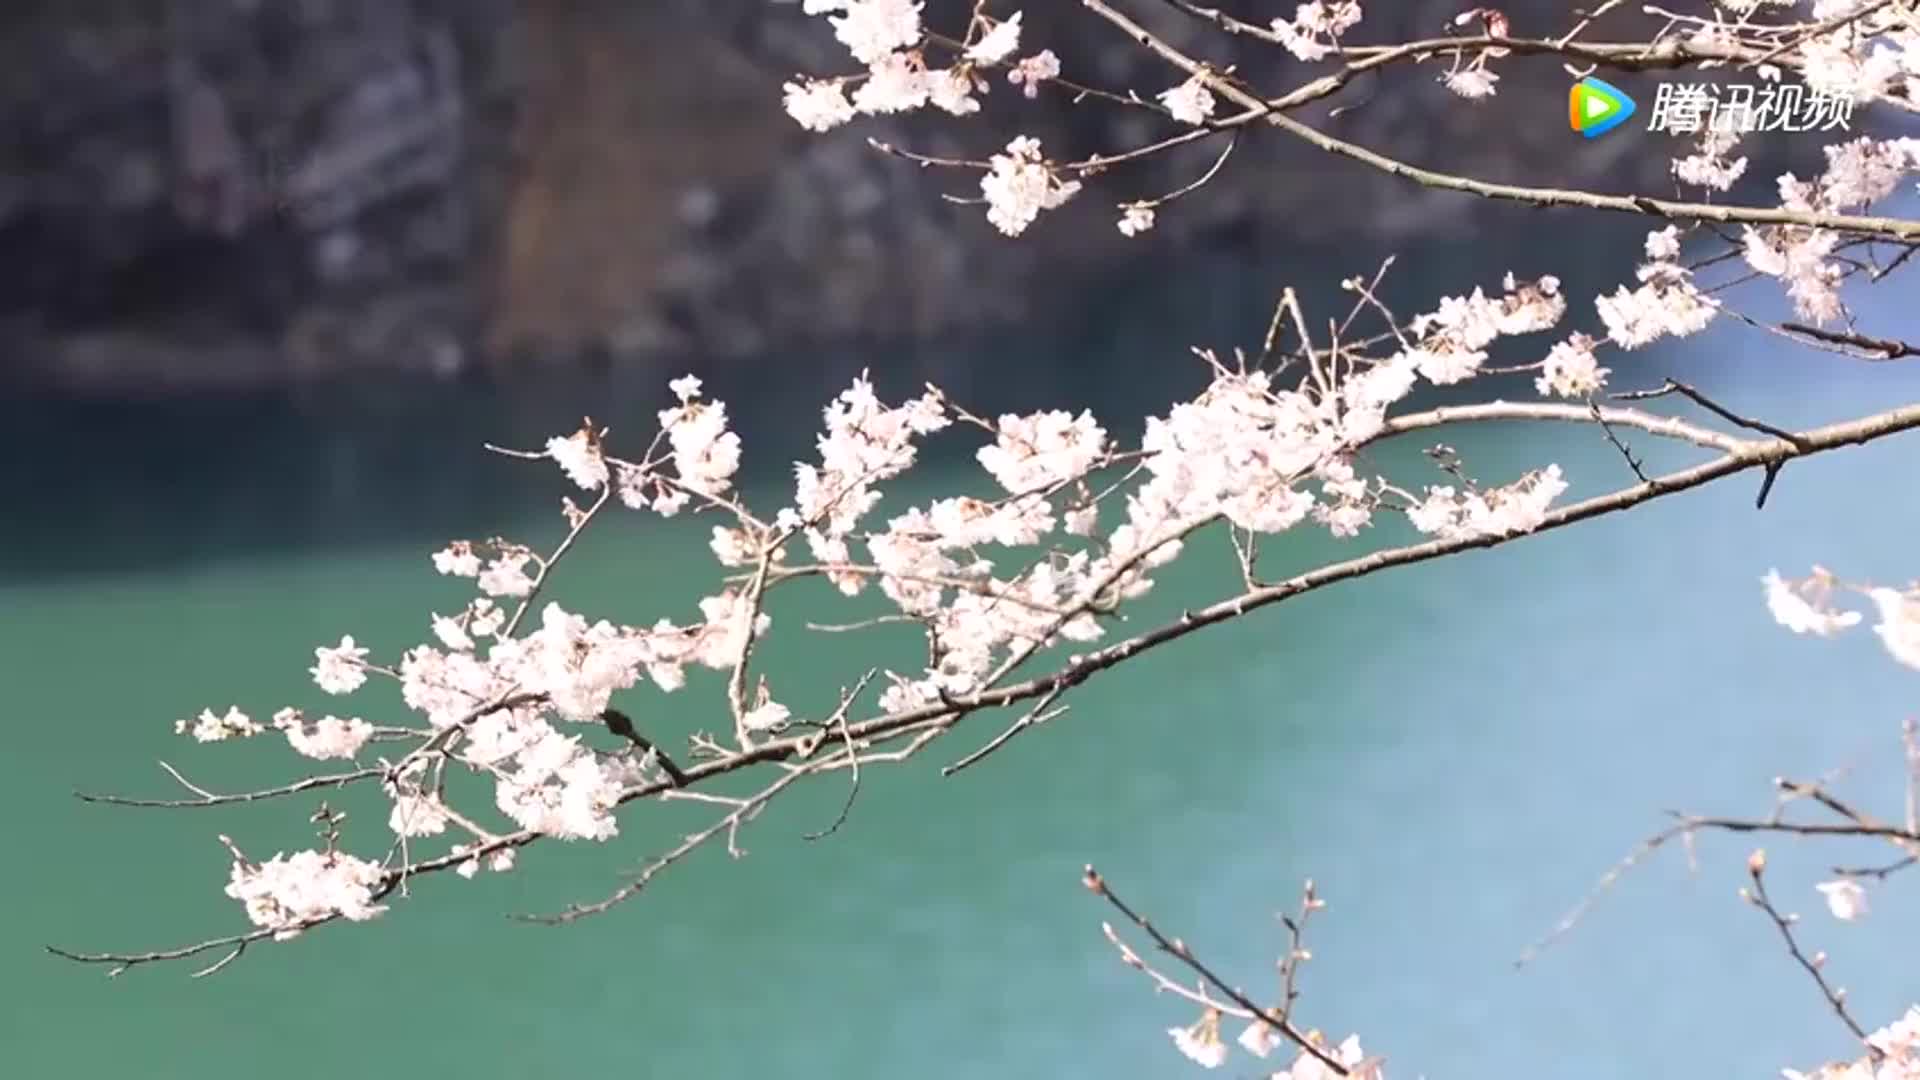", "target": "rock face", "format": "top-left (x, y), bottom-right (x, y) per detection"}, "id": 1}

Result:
top-left (0, 1), bottom-right (1782, 394)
